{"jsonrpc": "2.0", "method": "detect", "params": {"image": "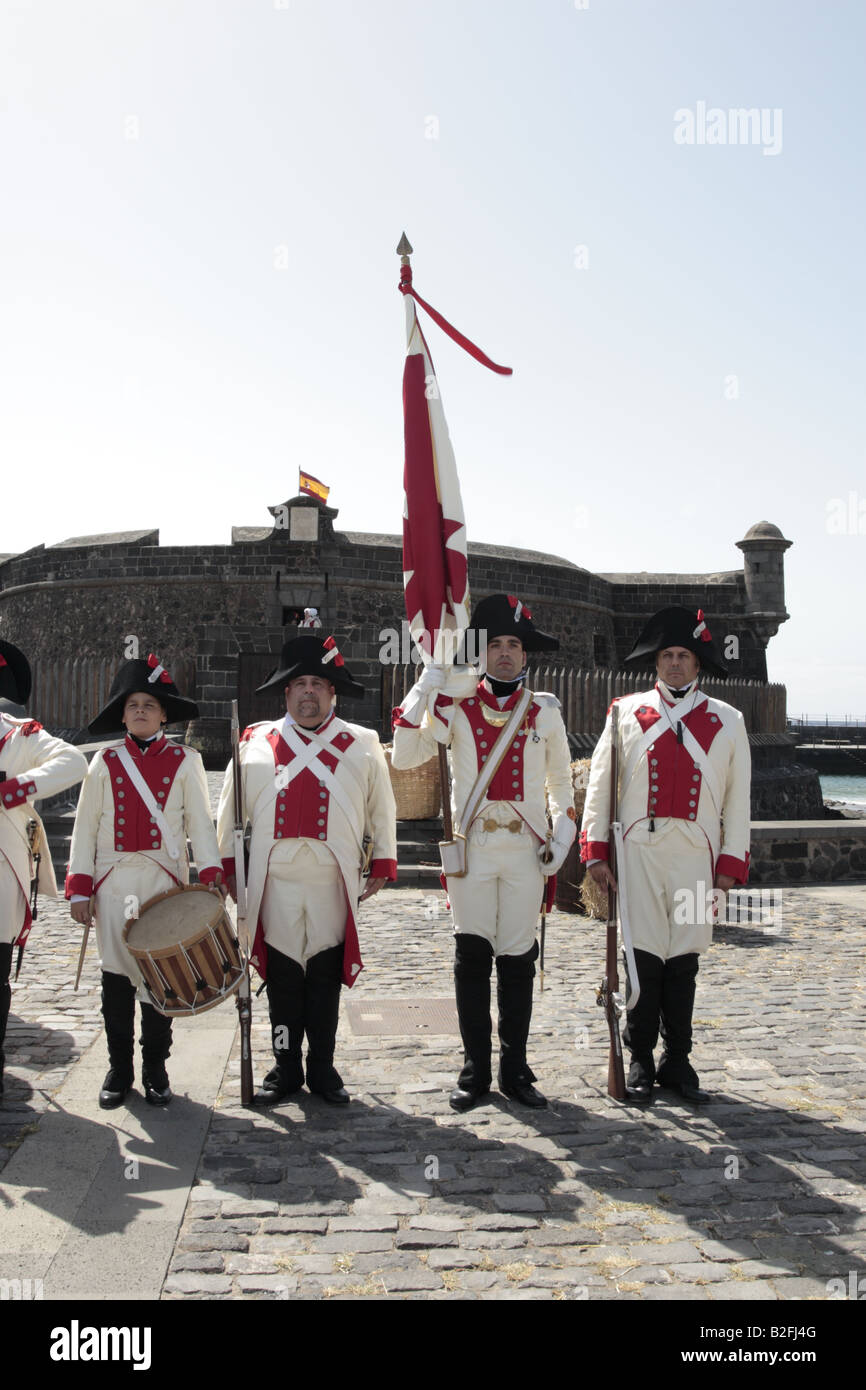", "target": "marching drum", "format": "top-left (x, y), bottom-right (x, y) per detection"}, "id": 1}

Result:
top-left (123, 884), bottom-right (243, 1018)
